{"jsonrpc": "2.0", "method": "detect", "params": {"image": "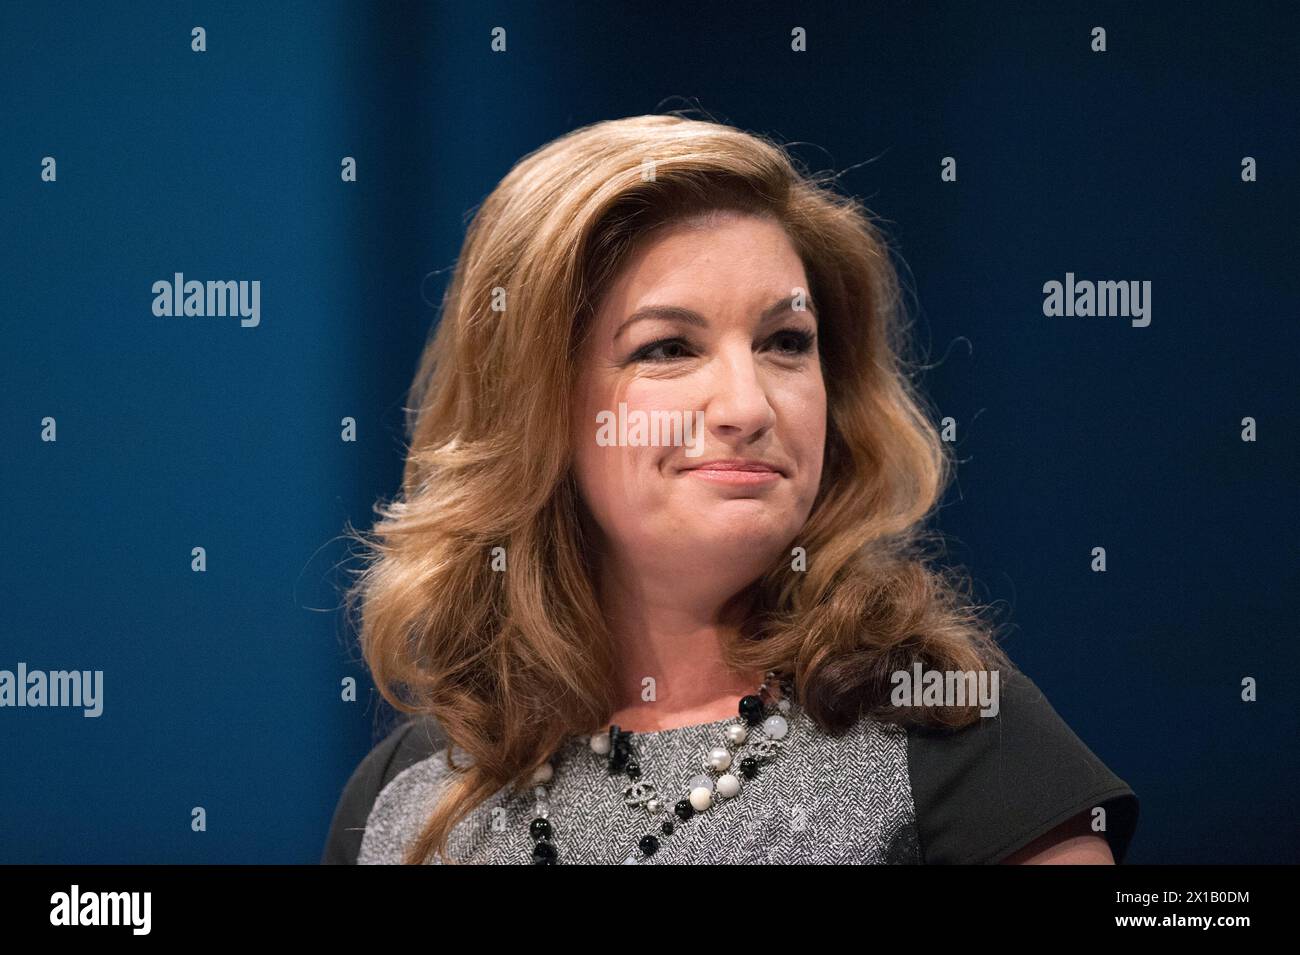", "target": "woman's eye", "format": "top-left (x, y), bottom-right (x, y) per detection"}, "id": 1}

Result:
top-left (768, 329), bottom-right (816, 355)
top-left (631, 337), bottom-right (693, 362)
